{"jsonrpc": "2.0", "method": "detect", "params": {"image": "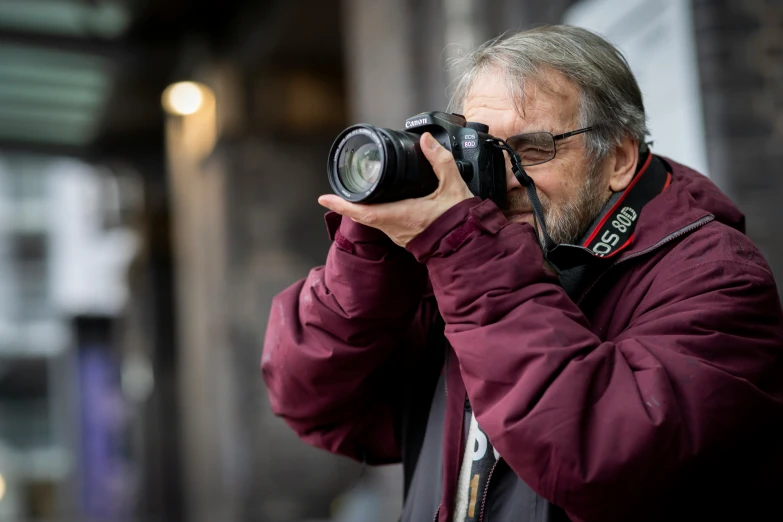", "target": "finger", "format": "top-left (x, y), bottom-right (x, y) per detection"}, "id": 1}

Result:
top-left (318, 195), bottom-right (389, 228)
top-left (318, 194), bottom-right (365, 220)
top-left (420, 132), bottom-right (459, 181)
